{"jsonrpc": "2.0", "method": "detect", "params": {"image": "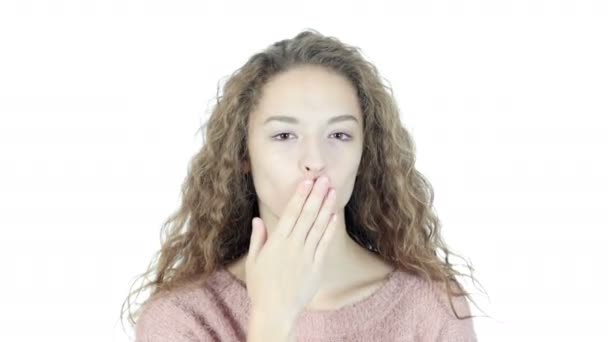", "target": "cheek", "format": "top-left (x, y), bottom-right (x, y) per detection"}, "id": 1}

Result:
top-left (333, 176), bottom-right (357, 209)
top-left (250, 171), bottom-right (294, 215)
